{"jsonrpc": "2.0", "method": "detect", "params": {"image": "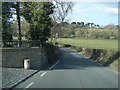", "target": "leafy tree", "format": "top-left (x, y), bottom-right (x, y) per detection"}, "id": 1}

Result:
top-left (2, 2), bottom-right (14, 46)
top-left (11, 20), bottom-right (30, 36)
top-left (60, 27), bottom-right (74, 38)
top-left (86, 23), bottom-right (91, 27)
top-left (80, 22), bottom-right (84, 27)
top-left (71, 22), bottom-right (76, 24)
top-left (75, 28), bottom-right (86, 37)
top-left (104, 24), bottom-right (117, 30)
top-left (91, 23), bottom-right (94, 27)
top-left (96, 24), bottom-right (100, 28)
top-left (22, 2), bottom-right (54, 43)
